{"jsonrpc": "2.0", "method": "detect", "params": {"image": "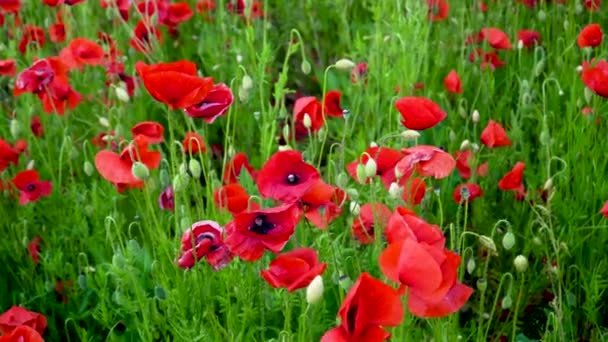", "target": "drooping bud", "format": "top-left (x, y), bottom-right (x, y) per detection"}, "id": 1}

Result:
top-left (188, 159), bottom-right (202, 179)
top-left (131, 162), bottom-right (150, 180)
top-left (460, 139), bottom-right (471, 151)
top-left (9, 119), bottom-right (21, 139)
top-left (364, 158), bottom-right (377, 178)
top-left (502, 231), bottom-right (516, 250)
top-left (388, 182), bottom-right (402, 199)
top-left (334, 58), bottom-right (356, 71)
top-left (83, 161), bottom-right (95, 176)
top-left (301, 60), bottom-right (312, 75)
top-left (356, 163), bottom-right (367, 184)
top-left (501, 295), bottom-right (513, 309)
top-left (514, 255), bottom-right (529, 272)
top-left (478, 235), bottom-right (497, 254)
top-left (477, 278), bottom-right (487, 292)
top-left (349, 201), bottom-right (361, 216)
top-left (401, 129), bottom-right (420, 141)
top-left (471, 110), bottom-right (480, 124)
top-left (115, 83), bottom-right (130, 102)
top-left (467, 257), bottom-right (476, 274)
